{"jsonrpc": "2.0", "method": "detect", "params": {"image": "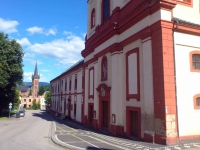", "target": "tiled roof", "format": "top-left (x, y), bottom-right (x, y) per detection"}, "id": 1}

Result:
top-left (172, 18), bottom-right (200, 28)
